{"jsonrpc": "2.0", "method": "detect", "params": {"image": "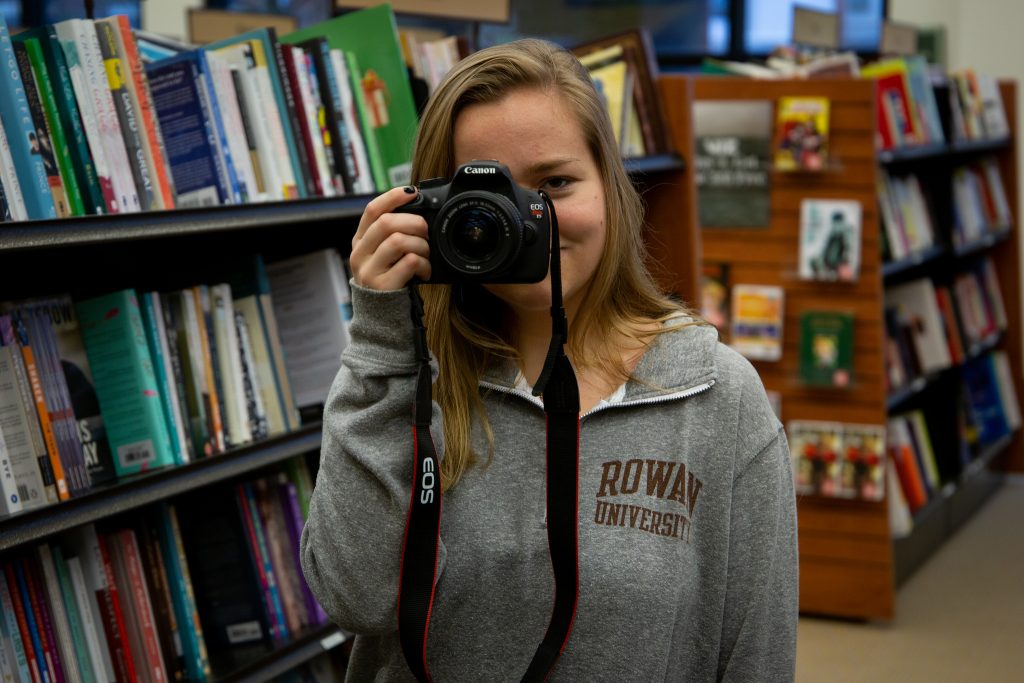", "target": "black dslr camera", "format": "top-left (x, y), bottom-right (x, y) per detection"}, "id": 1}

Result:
top-left (396, 161), bottom-right (550, 283)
